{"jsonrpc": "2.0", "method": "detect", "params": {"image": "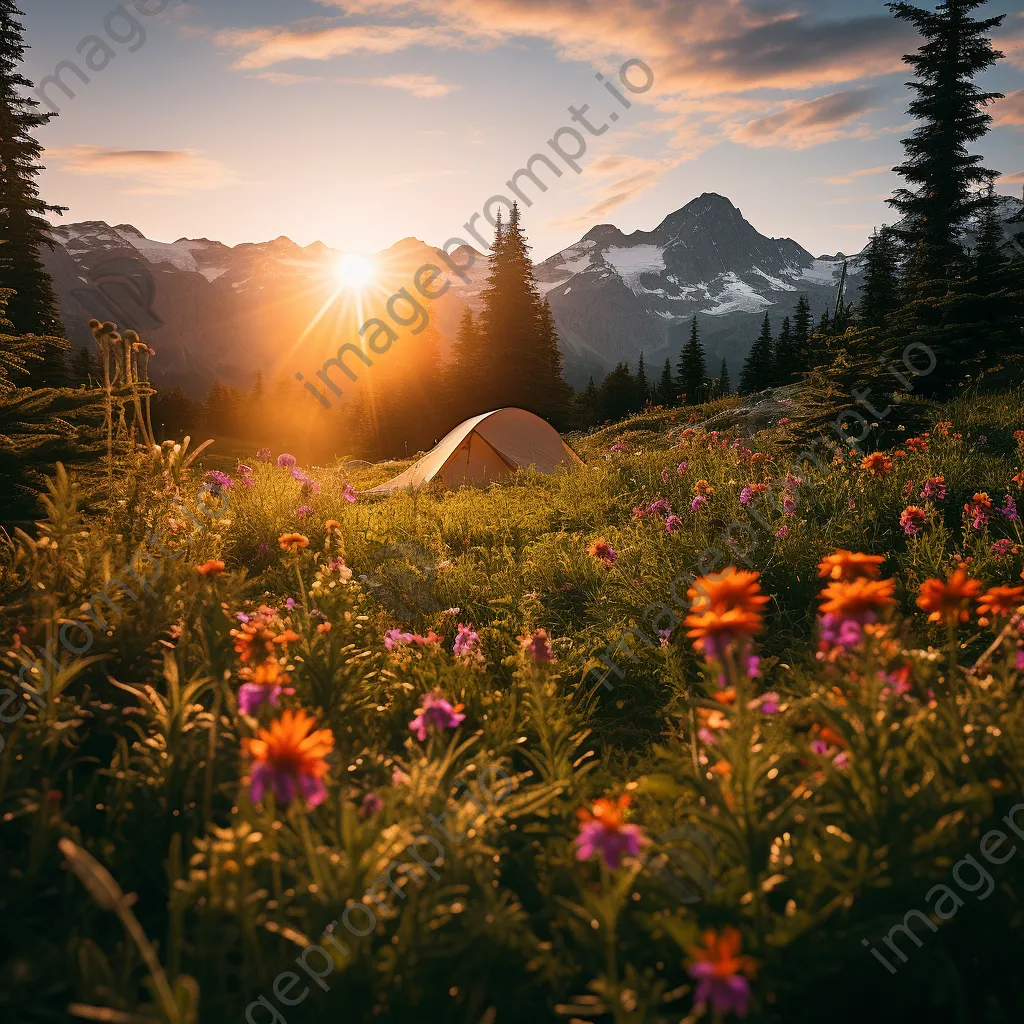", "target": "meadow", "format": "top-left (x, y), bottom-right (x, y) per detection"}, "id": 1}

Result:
top-left (2, 383), bottom-right (1024, 1024)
